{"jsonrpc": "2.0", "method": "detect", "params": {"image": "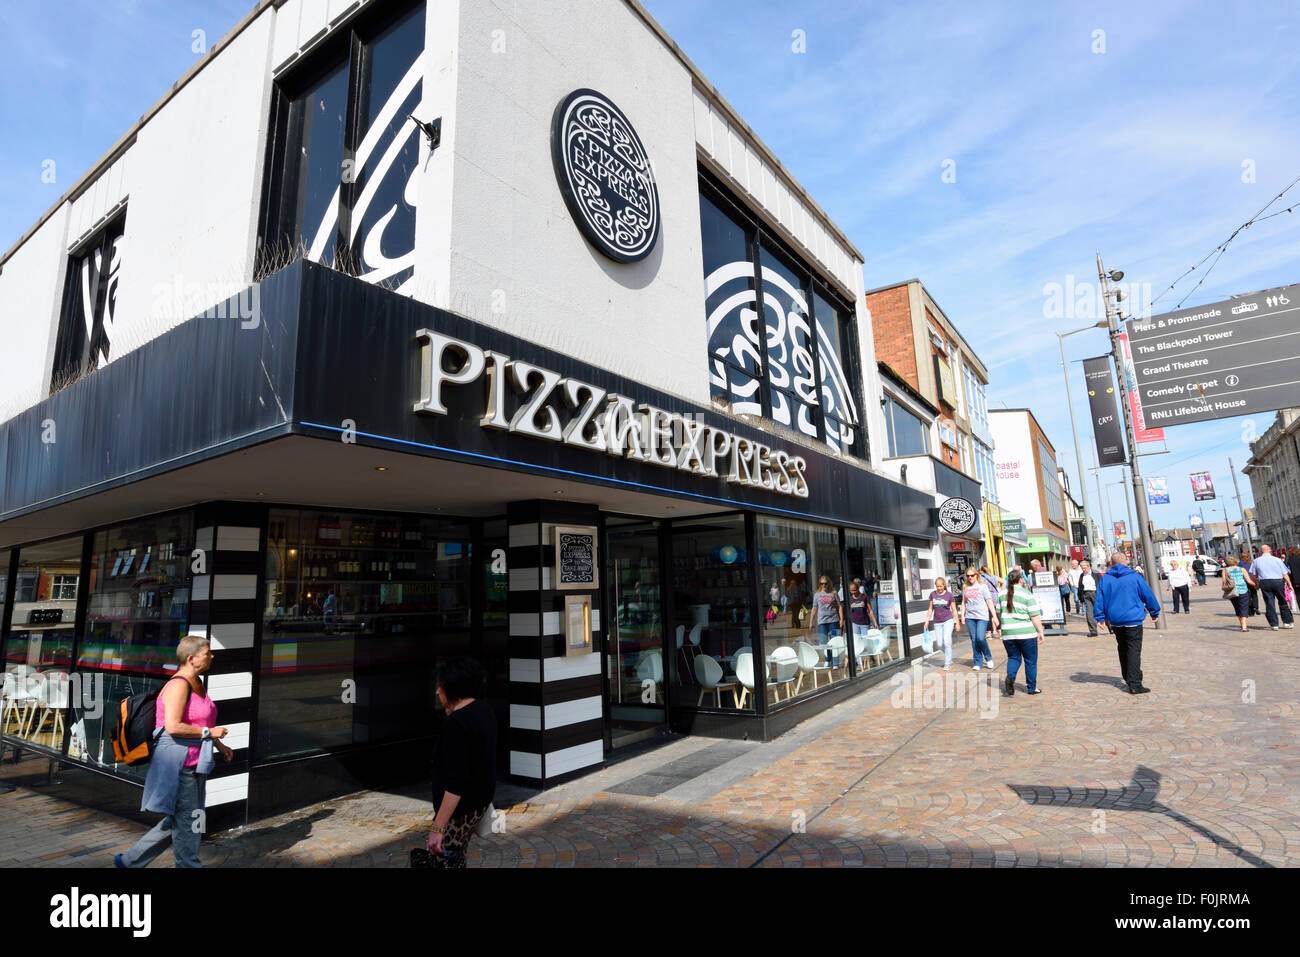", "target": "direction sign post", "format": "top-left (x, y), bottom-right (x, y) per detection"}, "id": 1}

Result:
top-left (1125, 284), bottom-right (1300, 427)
